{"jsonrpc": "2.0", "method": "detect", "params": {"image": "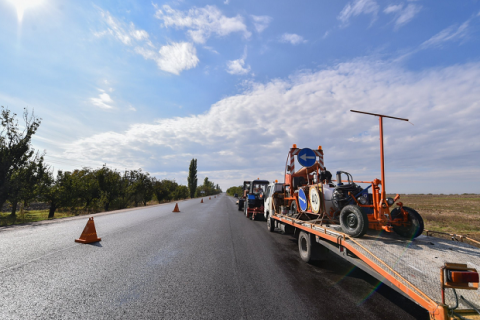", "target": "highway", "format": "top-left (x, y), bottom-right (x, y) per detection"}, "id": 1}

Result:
top-left (0, 194), bottom-right (428, 319)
